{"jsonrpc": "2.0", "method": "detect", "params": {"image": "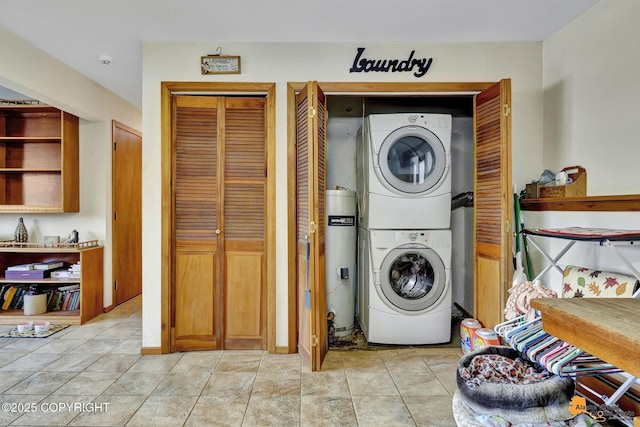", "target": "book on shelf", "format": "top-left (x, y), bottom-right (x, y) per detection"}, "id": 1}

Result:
top-left (1, 286), bottom-right (17, 310)
top-left (67, 262), bottom-right (81, 278)
top-left (0, 284), bottom-right (11, 303)
top-left (51, 270), bottom-right (72, 279)
top-left (44, 284), bottom-right (80, 311)
top-left (33, 261), bottom-right (65, 271)
top-left (4, 269), bottom-right (53, 280)
top-left (6, 263), bottom-right (36, 271)
top-left (0, 285), bottom-right (28, 310)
